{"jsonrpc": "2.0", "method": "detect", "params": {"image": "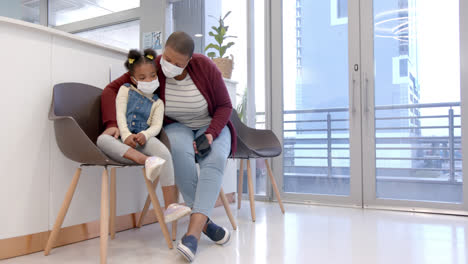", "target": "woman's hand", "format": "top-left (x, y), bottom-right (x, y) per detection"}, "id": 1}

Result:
top-left (135, 133), bottom-right (147, 146)
top-left (124, 134), bottom-right (138, 148)
top-left (193, 133), bottom-right (213, 154)
top-left (205, 134), bottom-right (213, 144)
top-left (102, 127), bottom-right (120, 138)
